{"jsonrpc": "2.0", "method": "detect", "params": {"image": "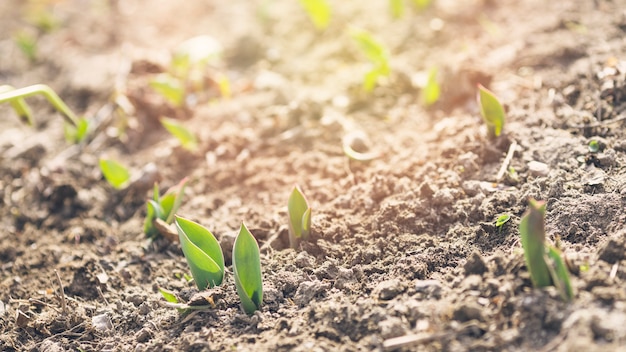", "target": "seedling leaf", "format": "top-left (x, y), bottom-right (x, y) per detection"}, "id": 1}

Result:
top-left (298, 0), bottom-right (331, 30)
top-left (175, 216), bottom-right (224, 290)
top-left (495, 214), bottom-right (511, 228)
top-left (477, 84), bottom-right (505, 138)
top-left (0, 84), bottom-right (78, 127)
top-left (546, 245), bottom-right (574, 301)
top-left (99, 158), bottom-right (130, 189)
top-left (288, 186), bottom-right (312, 248)
top-left (159, 288), bottom-right (180, 304)
top-left (588, 140), bottom-right (600, 153)
top-left (161, 117), bottom-right (198, 151)
top-left (389, 0), bottom-right (405, 19)
top-left (519, 199), bottom-right (552, 288)
top-left (233, 223), bottom-right (263, 315)
top-left (423, 67), bottom-right (440, 106)
top-left (150, 74), bottom-right (185, 107)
